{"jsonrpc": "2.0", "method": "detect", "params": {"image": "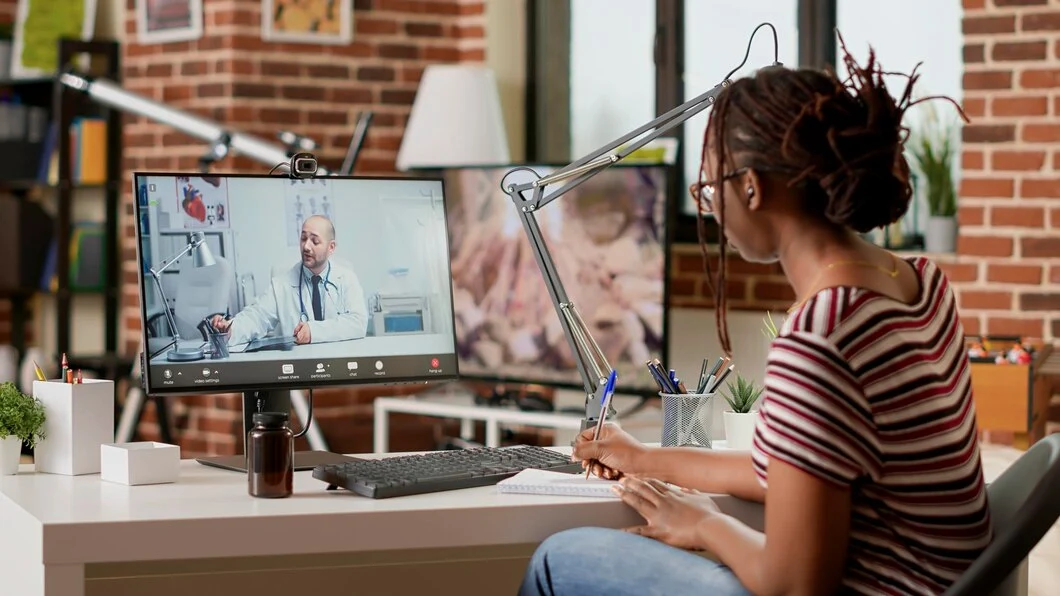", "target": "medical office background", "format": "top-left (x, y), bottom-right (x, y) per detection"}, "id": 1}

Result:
top-left (0, 0), bottom-right (1056, 457)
